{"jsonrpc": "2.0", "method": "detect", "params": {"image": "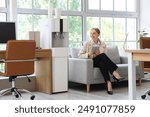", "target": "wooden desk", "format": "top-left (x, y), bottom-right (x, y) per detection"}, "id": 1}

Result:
top-left (126, 49), bottom-right (150, 100)
top-left (0, 49), bottom-right (52, 94)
